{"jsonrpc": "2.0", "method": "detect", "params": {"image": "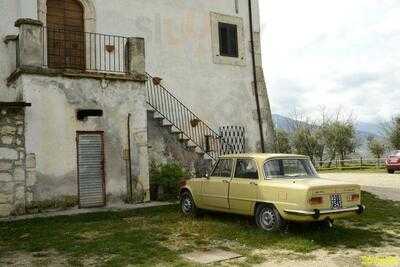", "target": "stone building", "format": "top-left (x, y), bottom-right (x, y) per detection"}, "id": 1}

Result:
top-left (0, 0), bottom-right (275, 217)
